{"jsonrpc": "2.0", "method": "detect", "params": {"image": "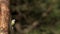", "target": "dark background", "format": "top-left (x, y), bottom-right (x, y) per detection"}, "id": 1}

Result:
top-left (10, 0), bottom-right (60, 34)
